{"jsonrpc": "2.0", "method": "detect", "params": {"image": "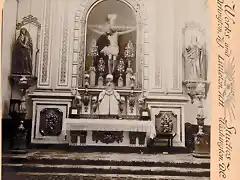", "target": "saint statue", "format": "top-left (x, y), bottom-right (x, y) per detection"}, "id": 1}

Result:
top-left (12, 28), bottom-right (33, 75)
top-left (89, 14), bottom-right (136, 75)
top-left (184, 36), bottom-right (204, 80)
